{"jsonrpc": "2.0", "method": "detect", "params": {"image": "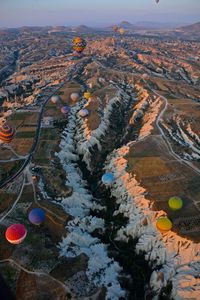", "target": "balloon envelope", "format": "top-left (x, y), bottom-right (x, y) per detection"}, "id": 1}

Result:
top-left (168, 197), bottom-right (183, 211)
top-left (61, 105), bottom-right (71, 115)
top-left (0, 123), bottom-right (15, 143)
top-left (51, 95), bottom-right (60, 104)
top-left (102, 173), bottom-right (114, 185)
top-left (83, 92), bottom-right (91, 100)
top-left (5, 224), bottom-right (27, 244)
top-left (119, 28), bottom-right (125, 35)
top-left (72, 37), bottom-right (87, 54)
top-left (113, 25), bottom-right (118, 32)
top-left (28, 208), bottom-right (46, 225)
top-left (70, 93), bottom-right (79, 102)
top-left (79, 109), bottom-right (89, 118)
top-left (156, 217), bottom-right (172, 232)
